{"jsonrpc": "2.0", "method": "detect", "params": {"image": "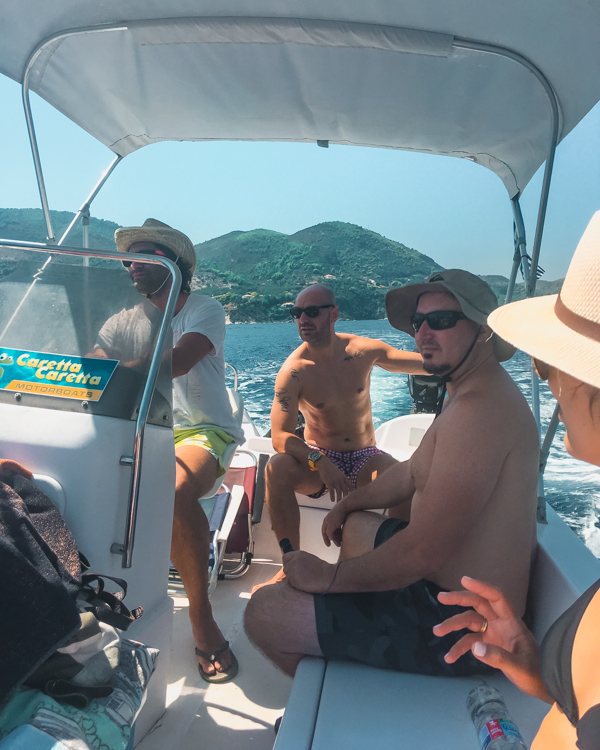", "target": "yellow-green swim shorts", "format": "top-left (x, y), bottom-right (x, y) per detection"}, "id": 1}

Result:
top-left (173, 426), bottom-right (235, 477)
